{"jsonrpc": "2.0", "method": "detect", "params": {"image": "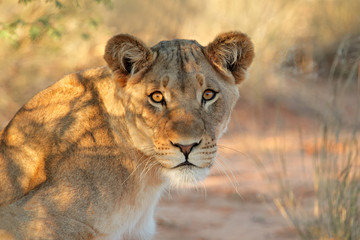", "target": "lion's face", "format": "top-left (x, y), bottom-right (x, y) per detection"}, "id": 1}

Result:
top-left (104, 33), bottom-right (254, 185)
